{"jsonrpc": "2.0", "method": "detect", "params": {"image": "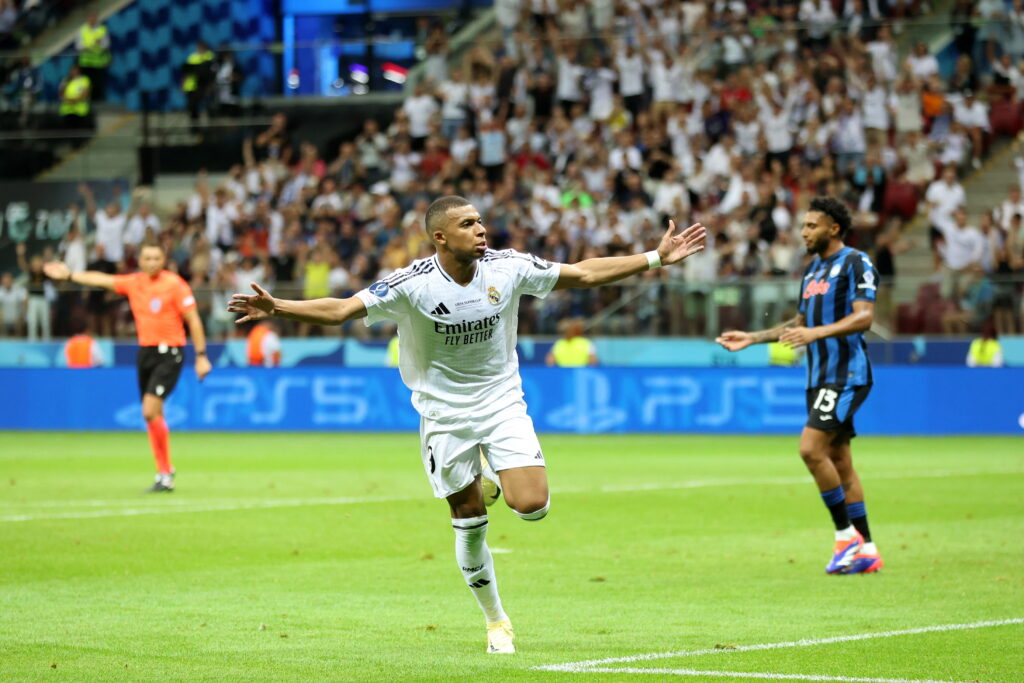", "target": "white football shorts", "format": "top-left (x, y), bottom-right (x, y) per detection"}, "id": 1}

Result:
top-left (419, 400), bottom-right (546, 499)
